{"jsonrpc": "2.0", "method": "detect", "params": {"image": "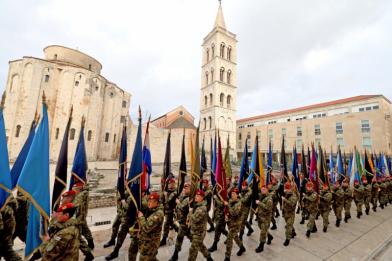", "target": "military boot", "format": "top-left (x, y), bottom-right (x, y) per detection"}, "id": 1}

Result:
top-left (236, 245), bottom-right (246, 256)
top-left (239, 230), bottom-right (244, 240)
top-left (292, 229), bottom-right (296, 238)
top-left (246, 224), bottom-right (254, 236)
top-left (267, 233), bottom-right (273, 245)
top-left (84, 252), bottom-right (94, 261)
top-left (336, 219), bottom-right (340, 227)
top-left (373, 206), bottom-right (377, 212)
top-left (283, 239), bottom-right (290, 246)
top-left (103, 237), bottom-right (116, 248)
top-left (208, 241), bottom-right (218, 252)
top-left (365, 209), bottom-right (369, 215)
top-left (206, 256), bottom-right (214, 261)
top-left (275, 210), bottom-right (280, 218)
top-left (312, 225), bottom-right (317, 233)
top-left (270, 222), bottom-right (277, 230)
top-left (344, 216), bottom-right (348, 223)
top-left (255, 242), bottom-right (264, 253)
top-left (87, 239), bottom-right (95, 250)
top-left (357, 212), bottom-right (360, 219)
top-left (224, 257), bottom-right (230, 261)
top-left (323, 226), bottom-right (327, 233)
top-left (168, 250), bottom-right (178, 261)
top-left (160, 236), bottom-right (167, 246)
top-left (296, 206), bottom-right (300, 214)
top-left (306, 230), bottom-right (311, 238)
top-left (207, 224), bottom-right (215, 232)
top-left (105, 249), bottom-right (119, 260)
top-left (300, 217), bottom-right (305, 224)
